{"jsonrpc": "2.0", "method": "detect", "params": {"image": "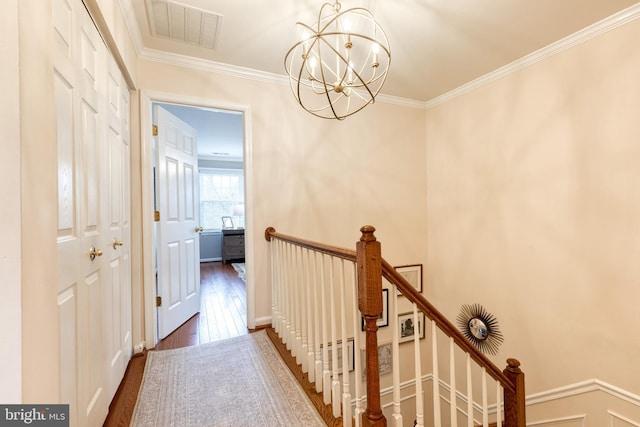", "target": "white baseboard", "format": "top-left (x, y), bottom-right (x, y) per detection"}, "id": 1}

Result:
top-left (134, 341), bottom-right (145, 354)
top-left (254, 316), bottom-right (272, 327)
